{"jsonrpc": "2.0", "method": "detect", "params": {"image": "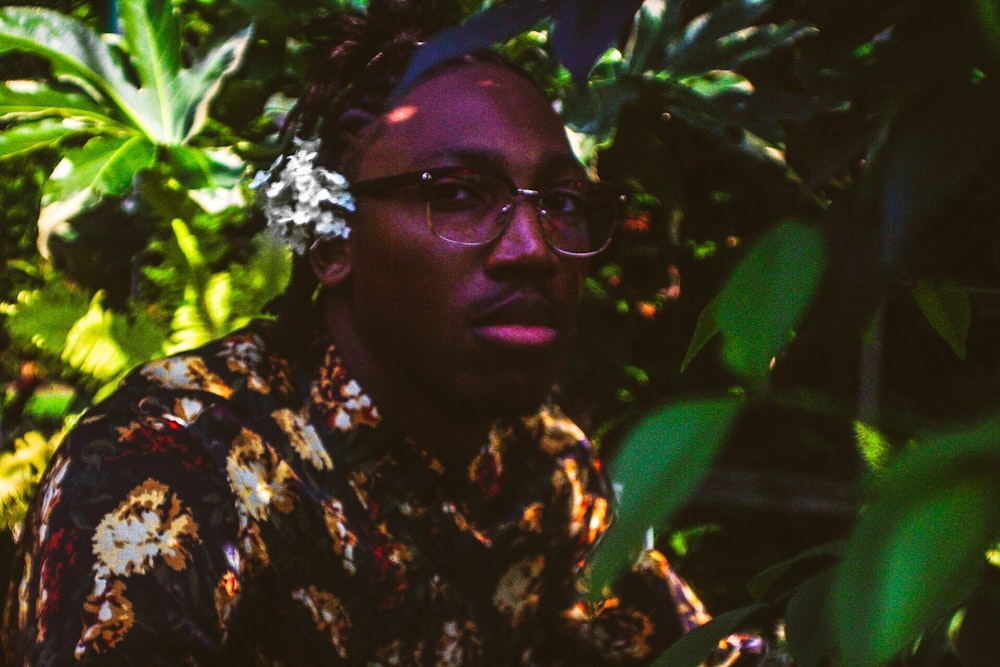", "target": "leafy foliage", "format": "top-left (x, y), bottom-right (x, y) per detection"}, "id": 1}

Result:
top-left (2, 1), bottom-right (1000, 665)
top-left (0, 0), bottom-right (252, 224)
top-left (0, 430), bottom-right (60, 532)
